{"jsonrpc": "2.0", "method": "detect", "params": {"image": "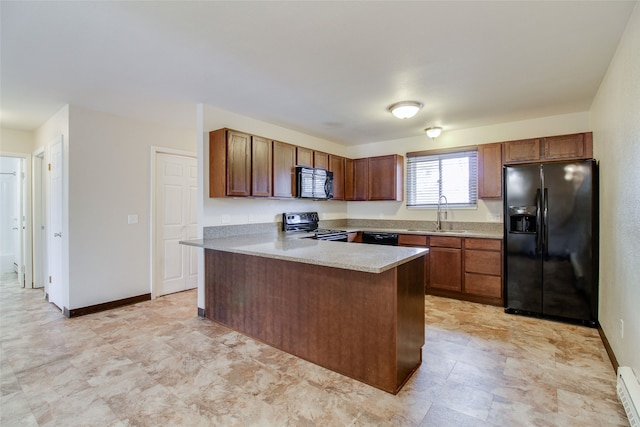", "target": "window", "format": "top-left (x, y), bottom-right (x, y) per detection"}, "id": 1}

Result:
top-left (406, 149), bottom-right (478, 207)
